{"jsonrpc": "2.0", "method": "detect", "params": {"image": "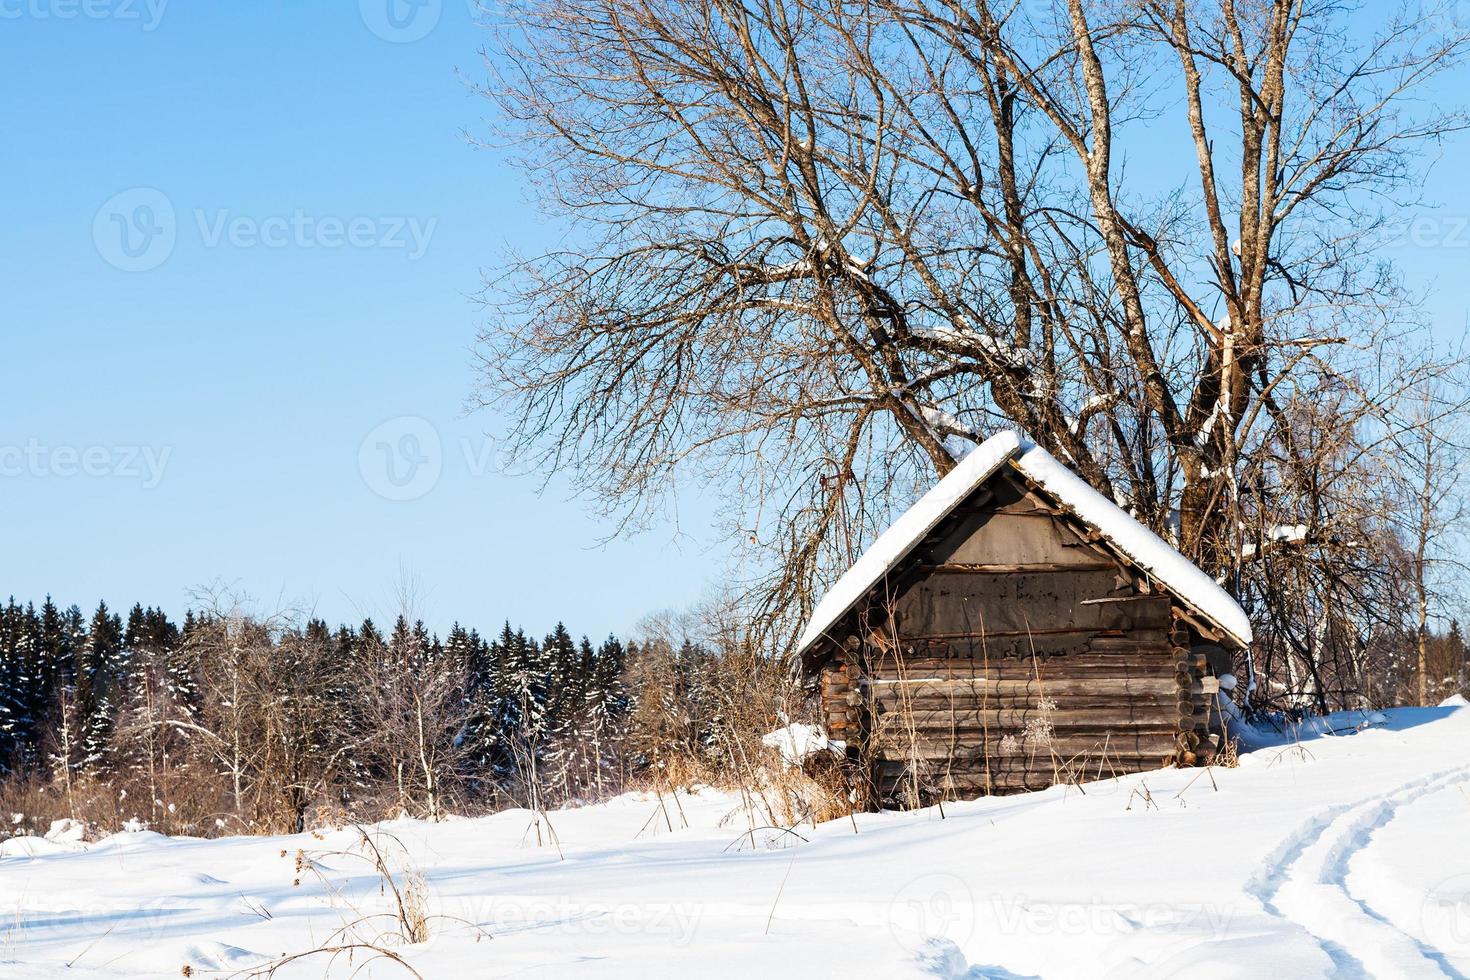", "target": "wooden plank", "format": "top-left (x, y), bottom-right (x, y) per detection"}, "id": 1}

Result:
top-left (894, 569), bottom-right (1170, 637)
top-left (919, 507), bottom-right (1105, 568)
top-left (915, 562), bottom-right (1118, 574)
